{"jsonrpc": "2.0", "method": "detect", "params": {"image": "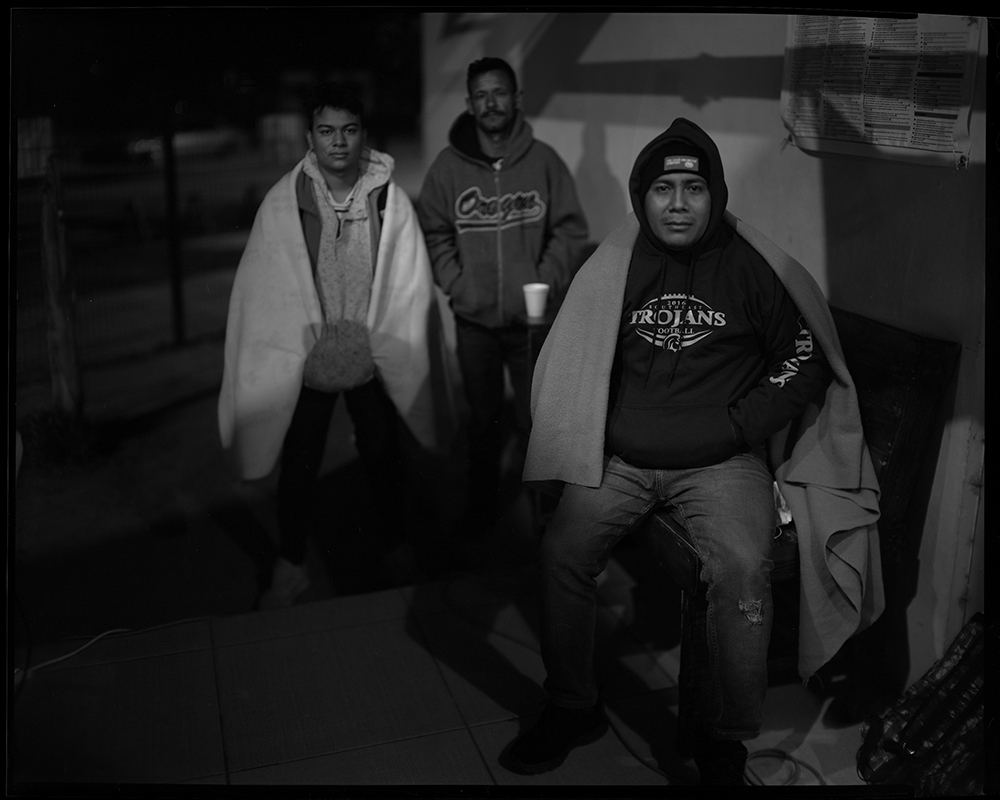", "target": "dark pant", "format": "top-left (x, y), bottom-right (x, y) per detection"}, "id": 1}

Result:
top-left (276, 379), bottom-right (405, 564)
top-left (454, 317), bottom-right (536, 513)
